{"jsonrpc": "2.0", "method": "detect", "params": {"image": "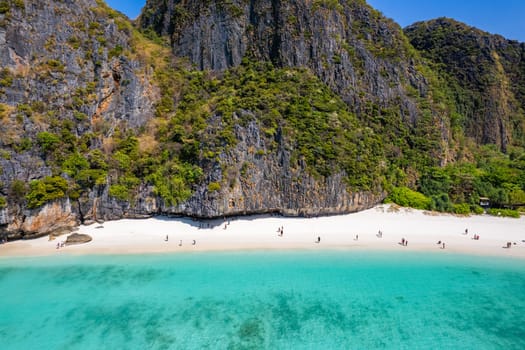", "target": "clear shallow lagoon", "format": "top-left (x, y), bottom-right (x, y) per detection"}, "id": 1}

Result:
top-left (1, 251), bottom-right (524, 349)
